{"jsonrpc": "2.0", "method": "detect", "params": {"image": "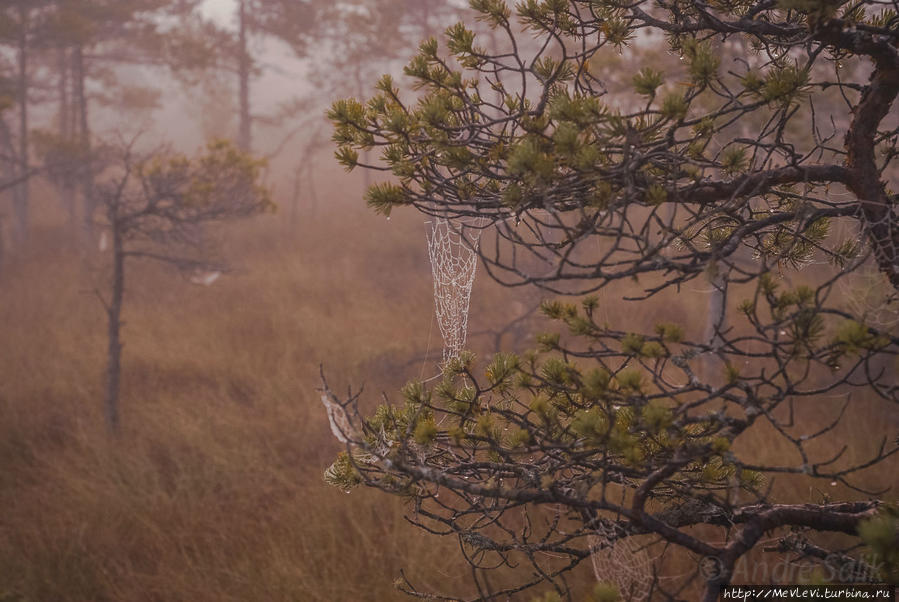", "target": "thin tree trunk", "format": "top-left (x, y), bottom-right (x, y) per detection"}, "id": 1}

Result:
top-left (0, 213), bottom-right (5, 276)
top-left (290, 165), bottom-right (301, 225)
top-left (237, 0), bottom-right (251, 151)
top-left (304, 160), bottom-right (318, 217)
top-left (104, 225), bottom-right (124, 432)
top-left (57, 46), bottom-right (77, 225)
top-left (703, 268), bottom-right (727, 380)
top-left (59, 48), bottom-right (70, 138)
top-left (13, 4), bottom-right (29, 244)
top-left (73, 44), bottom-right (95, 236)
top-left (70, 48), bottom-right (79, 145)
